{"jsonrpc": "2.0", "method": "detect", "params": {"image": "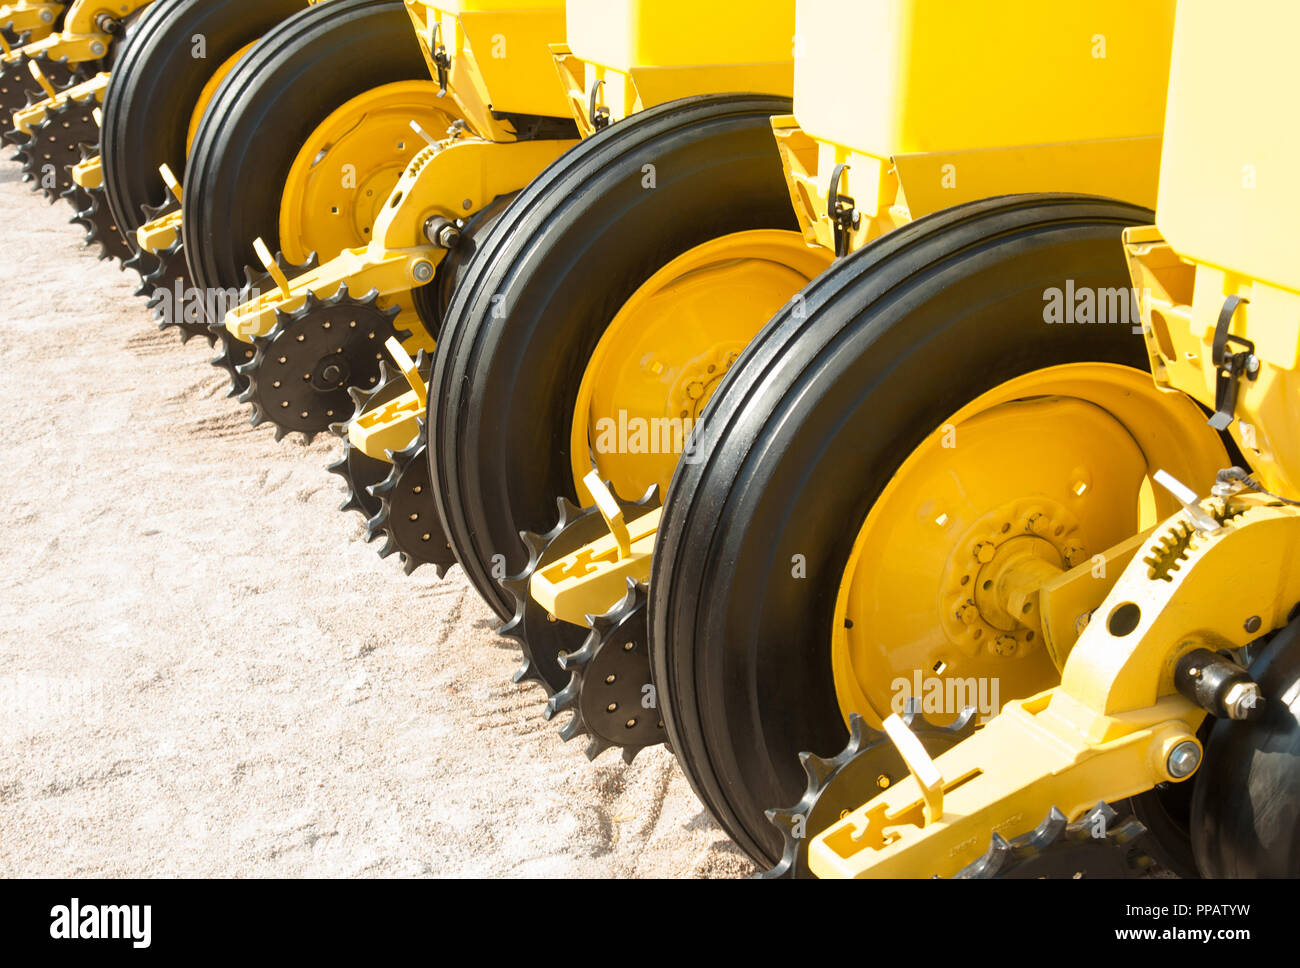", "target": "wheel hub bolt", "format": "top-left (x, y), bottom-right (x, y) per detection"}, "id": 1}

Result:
top-left (1224, 681), bottom-right (1263, 720)
top-left (1167, 740), bottom-right (1202, 779)
top-left (956, 602), bottom-right (979, 625)
top-left (991, 635), bottom-right (1018, 657)
top-left (412, 260), bottom-right (435, 283)
top-left (975, 541), bottom-right (996, 564)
